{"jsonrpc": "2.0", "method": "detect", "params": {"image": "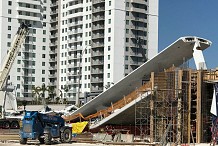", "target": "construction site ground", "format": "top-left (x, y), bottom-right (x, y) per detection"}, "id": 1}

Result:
top-left (0, 141), bottom-right (212, 146)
